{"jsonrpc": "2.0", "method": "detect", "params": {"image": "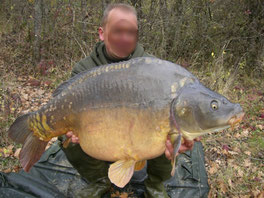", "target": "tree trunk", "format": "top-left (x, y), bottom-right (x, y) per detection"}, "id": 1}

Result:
top-left (158, 0), bottom-right (168, 58)
top-left (34, 0), bottom-right (43, 65)
top-left (130, 0), bottom-right (142, 19)
top-left (102, 0), bottom-right (110, 14)
top-left (81, 0), bottom-right (87, 41)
